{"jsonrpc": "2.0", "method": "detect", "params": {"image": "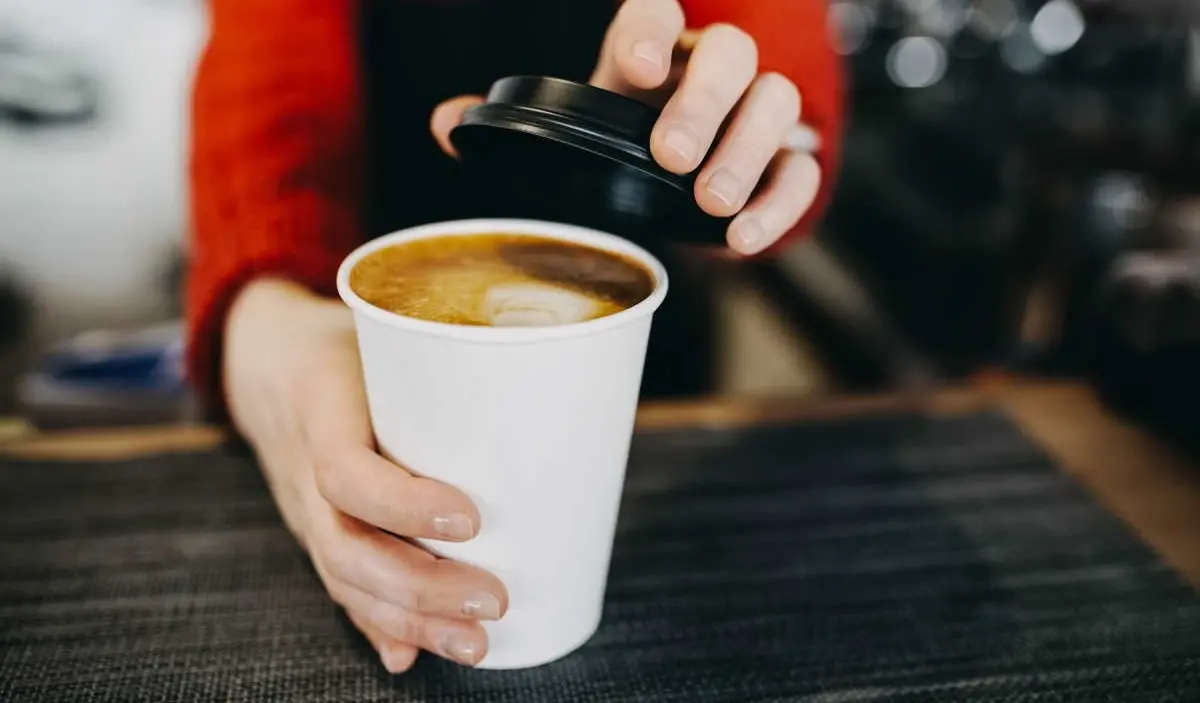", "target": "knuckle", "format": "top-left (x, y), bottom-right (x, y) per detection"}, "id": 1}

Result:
top-left (410, 588), bottom-right (436, 616)
top-left (413, 616), bottom-right (438, 650)
top-left (788, 151), bottom-right (822, 186)
top-left (680, 79), bottom-right (736, 123)
top-left (705, 23), bottom-right (757, 68)
top-left (371, 601), bottom-right (416, 641)
top-left (389, 495), bottom-right (435, 535)
top-left (398, 589), bottom-right (421, 612)
top-left (428, 556), bottom-right (464, 583)
top-left (782, 153), bottom-right (822, 212)
top-left (390, 560), bottom-right (429, 611)
top-left (411, 558), bottom-right (478, 615)
top-left (321, 547), bottom-right (358, 585)
top-left (312, 449), bottom-right (352, 507)
top-left (407, 563), bottom-right (444, 613)
top-left (724, 137), bottom-right (776, 177)
top-left (758, 72), bottom-right (801, 118)
top-left (797, 150), bottom-right (821, 175)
